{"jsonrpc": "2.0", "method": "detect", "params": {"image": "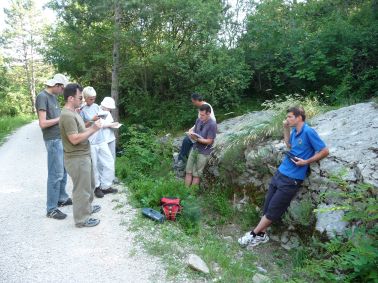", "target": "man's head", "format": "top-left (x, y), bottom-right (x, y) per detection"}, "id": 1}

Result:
top-left (198, 104), bottom-right (211, 122)
top-left (44, 74), bottom-right (68, 95)
top-left (64, 83), bottom-right (83, 108)
top-left (191, 93), bottom-right (203, 107)
top-left (286, 106), bottom-right (306, 127)
top-left (83, 86), bottom-right (97, 106)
